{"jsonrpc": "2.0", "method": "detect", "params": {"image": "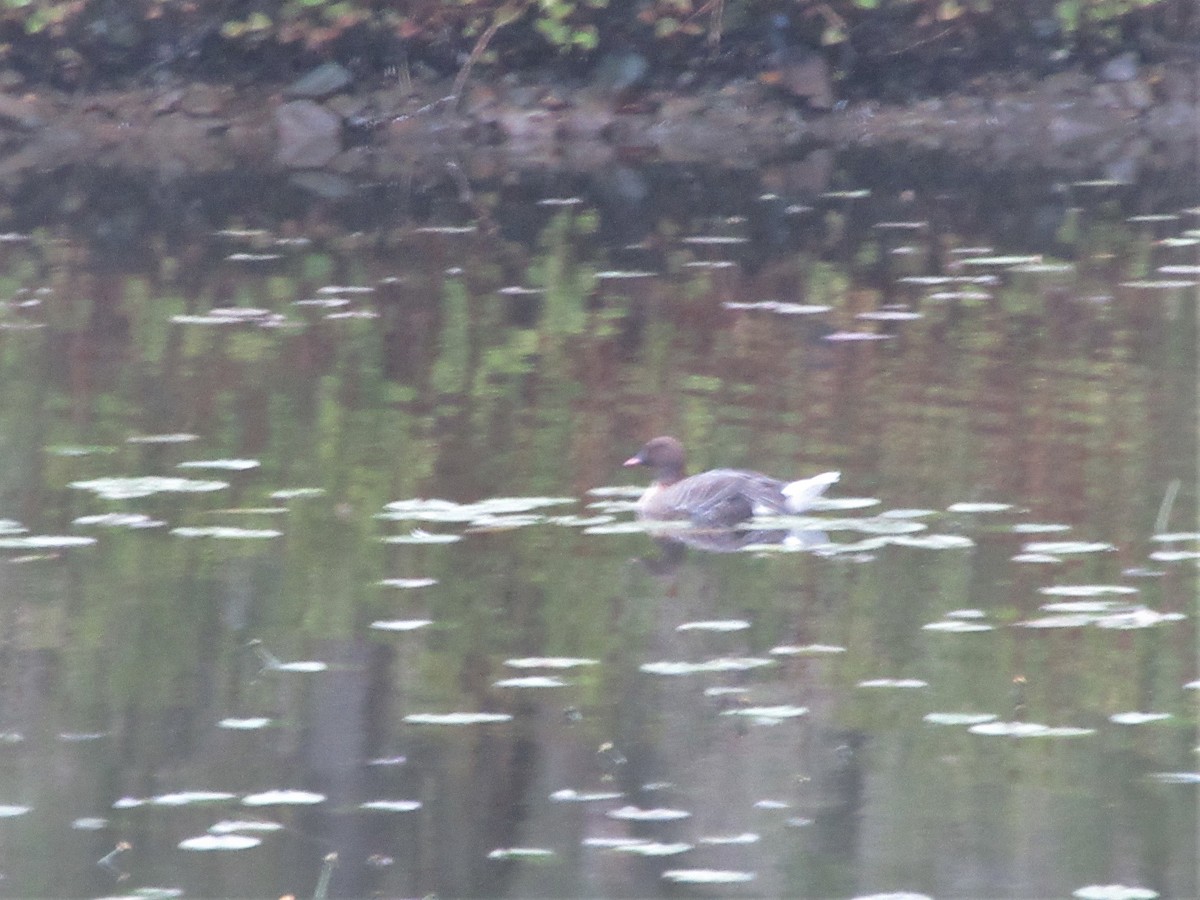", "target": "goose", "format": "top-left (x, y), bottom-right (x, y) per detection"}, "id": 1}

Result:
top-left (623, 436), bottom-right (839, 527)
